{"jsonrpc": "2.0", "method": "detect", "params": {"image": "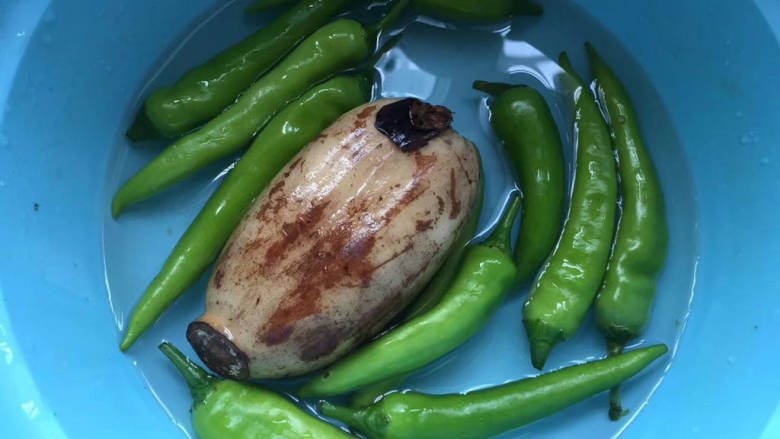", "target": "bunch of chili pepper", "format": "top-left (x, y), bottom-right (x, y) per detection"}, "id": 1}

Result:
top-left (114, 0), bottom-right (671, 434)
top-left (474, 45), bottom-right (668, 420)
